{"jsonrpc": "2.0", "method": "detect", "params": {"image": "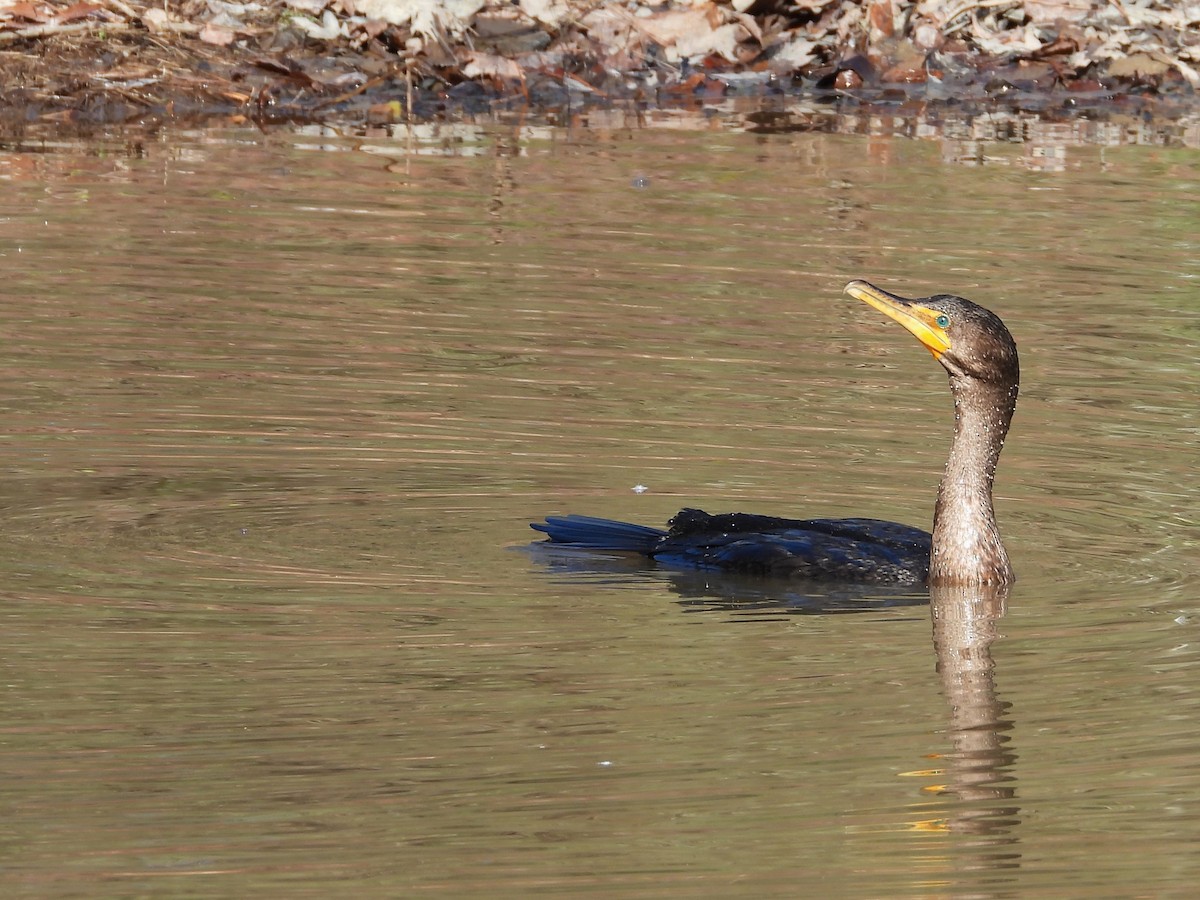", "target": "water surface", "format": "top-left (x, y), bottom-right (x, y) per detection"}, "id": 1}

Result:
top-left (1, 116), bottom-right (1198, 896)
